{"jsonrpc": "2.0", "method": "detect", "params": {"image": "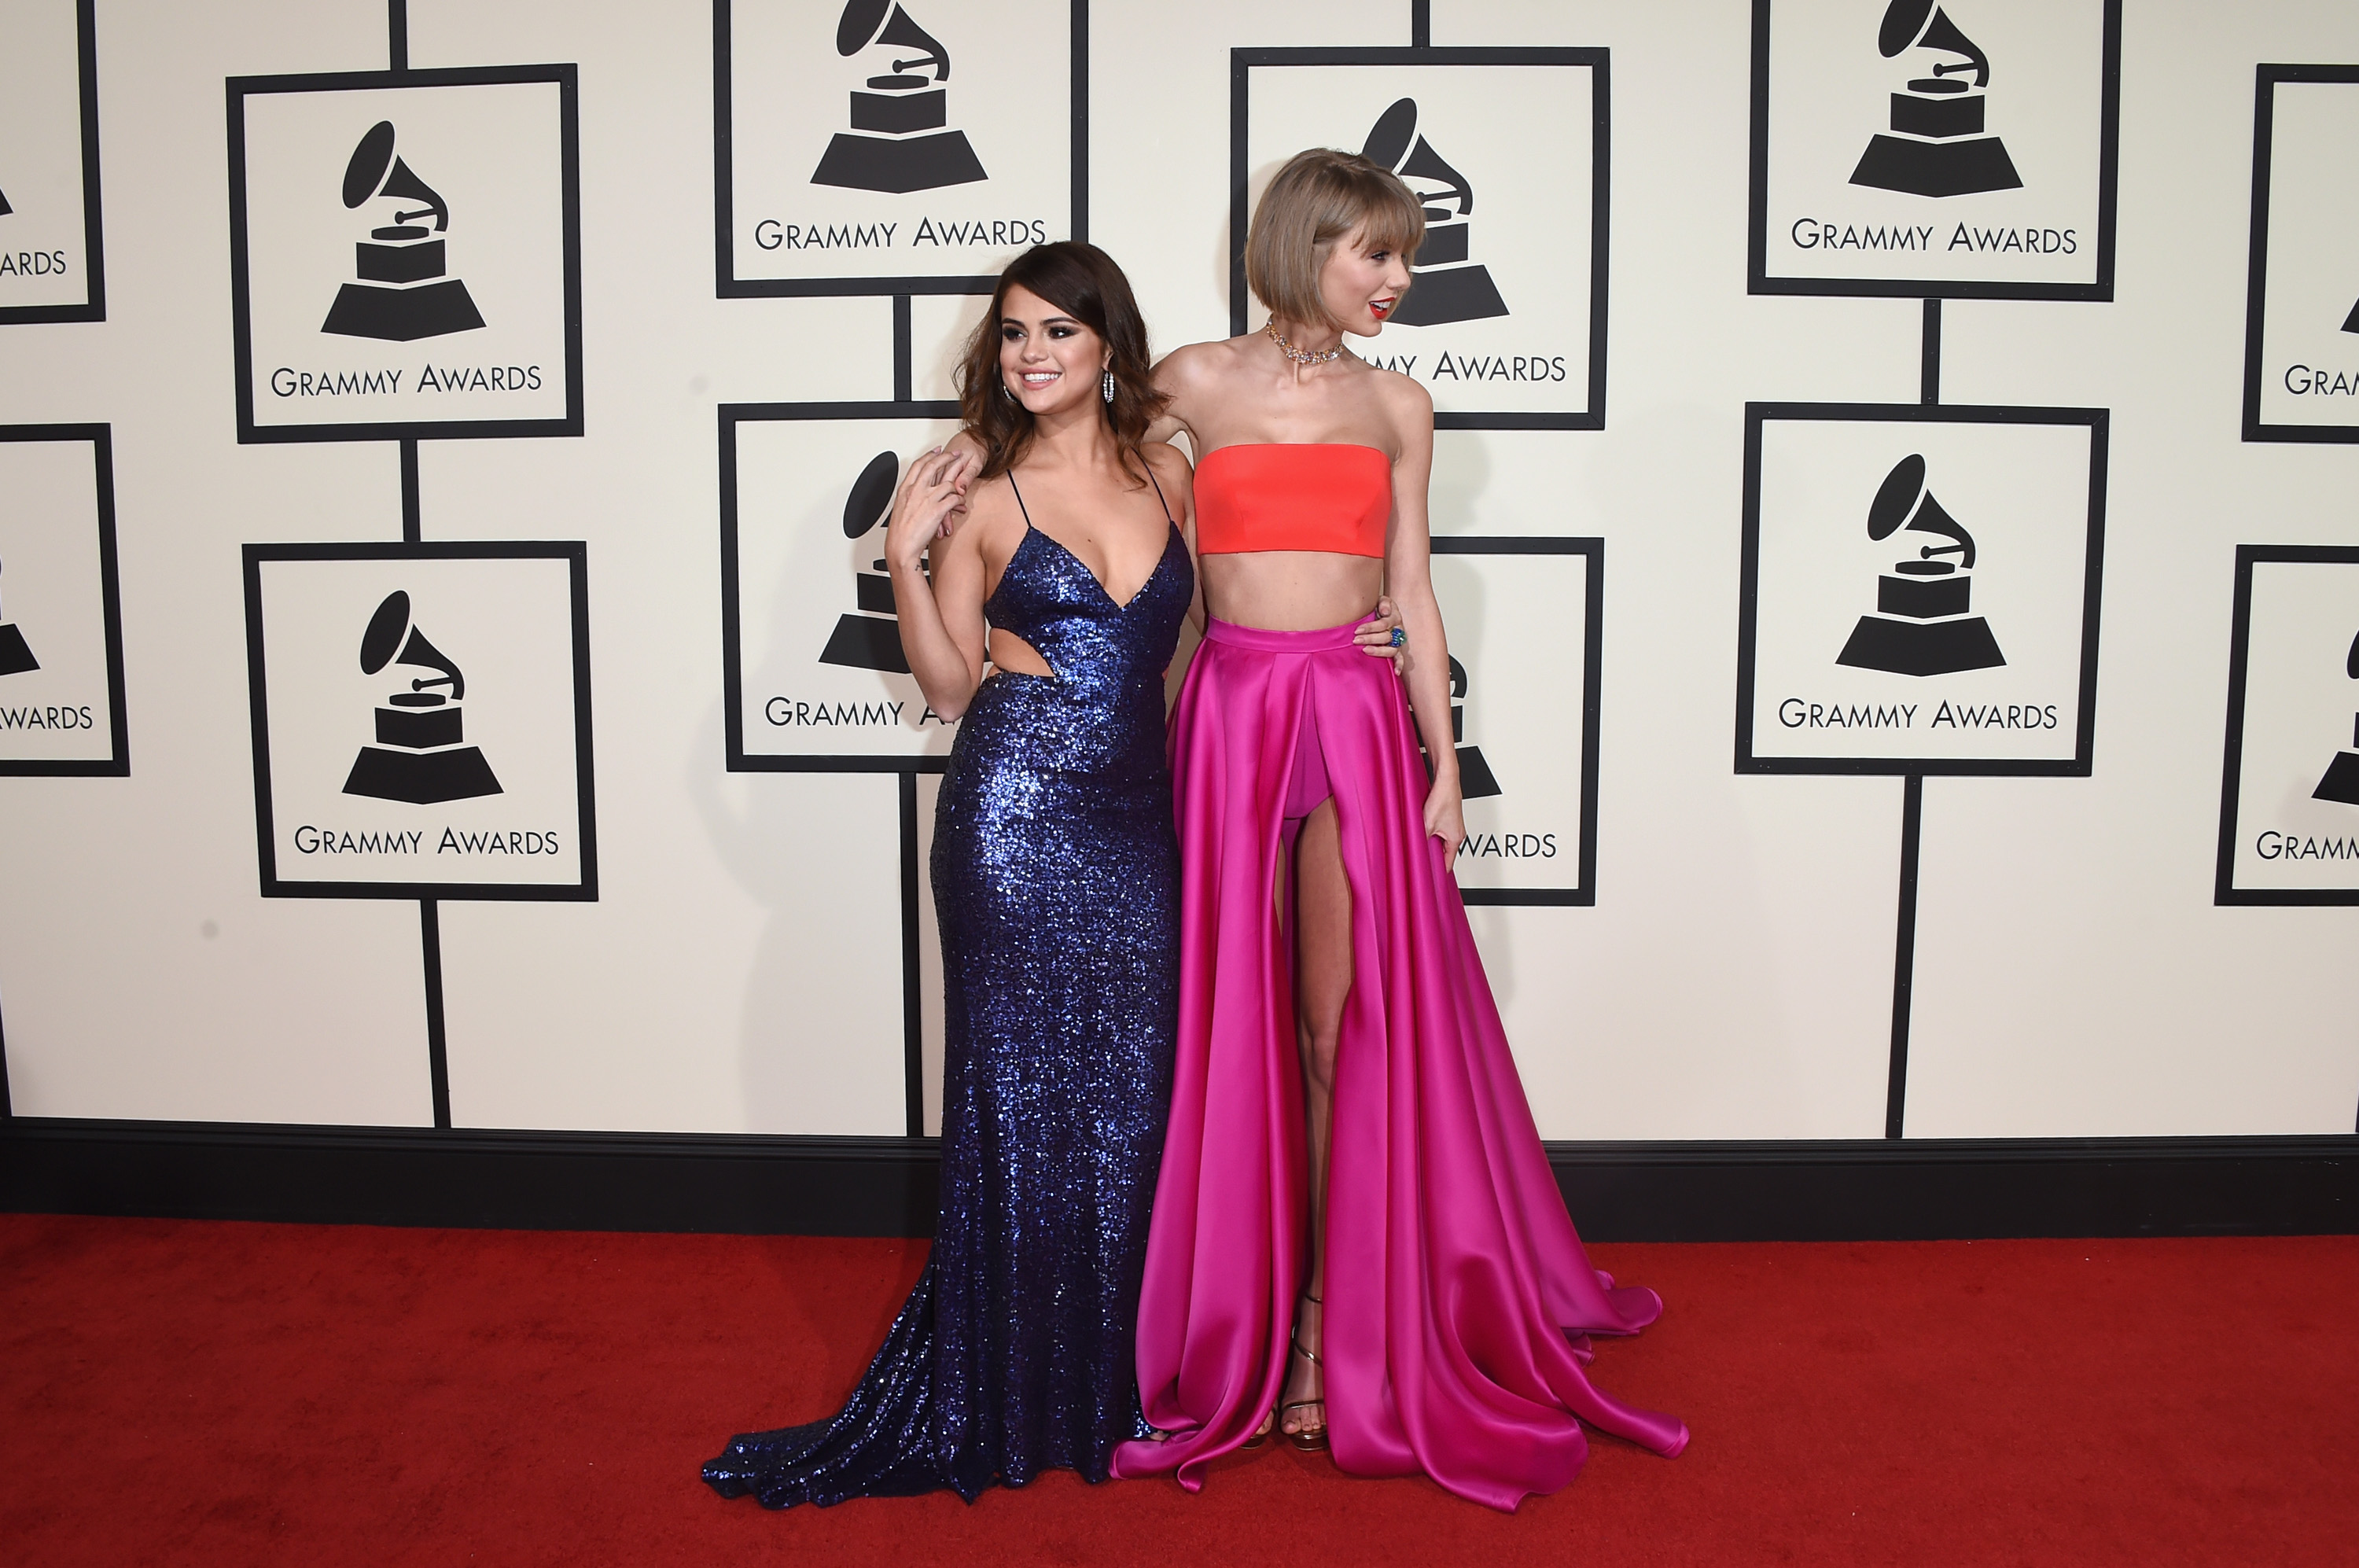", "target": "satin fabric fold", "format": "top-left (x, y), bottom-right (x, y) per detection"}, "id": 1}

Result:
top-left (1111, 617), bottom-right (1687, 1512)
